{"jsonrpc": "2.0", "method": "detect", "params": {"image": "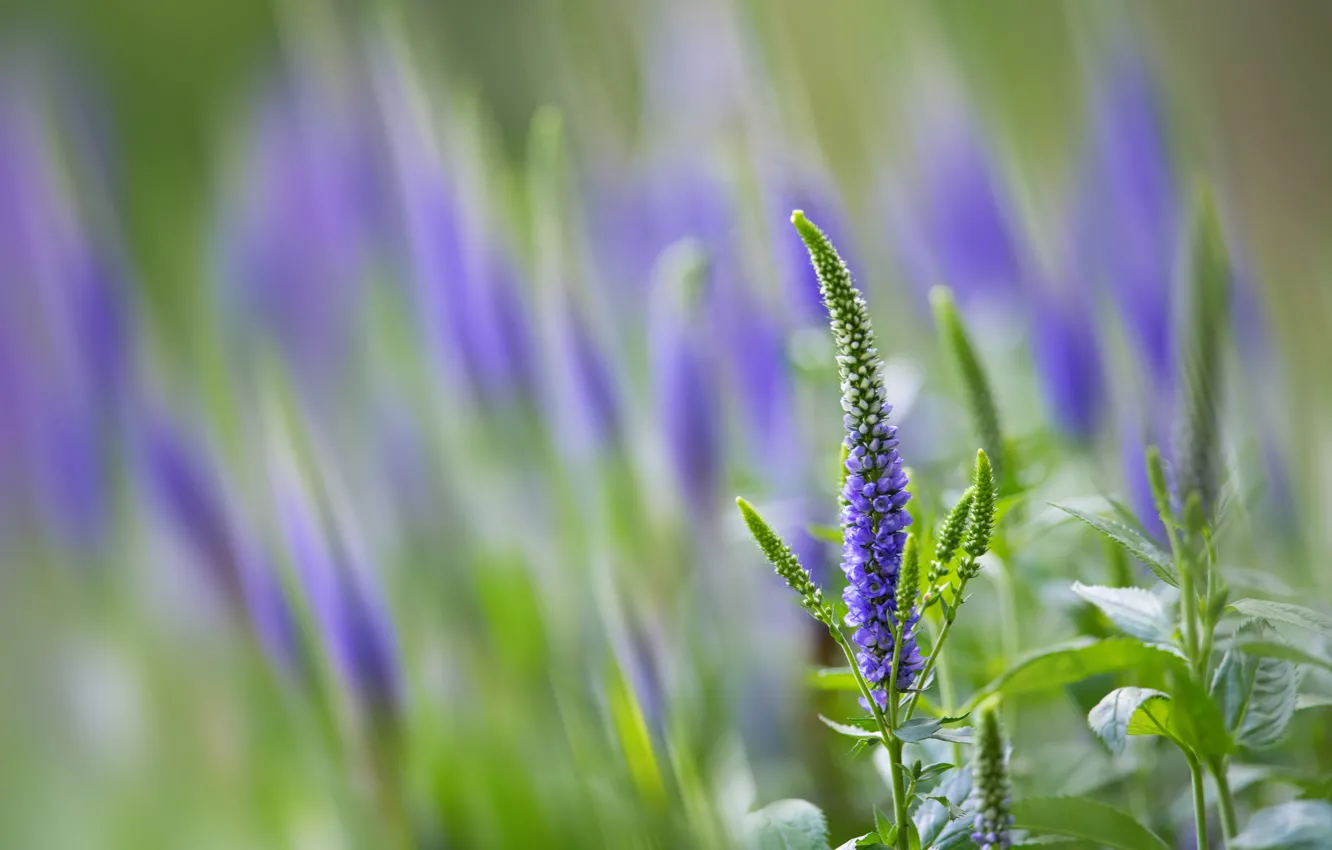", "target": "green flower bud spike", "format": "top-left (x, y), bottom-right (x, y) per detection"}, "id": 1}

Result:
top-left (970, 707), bottom-right (1013, 850)
top-left (962, 449), bottom-right (997, 570)
top-left (896, 534), bottom-right (921, 623)
top-left (932, 286), bottom-right (1005, 487)
top-left (736, 498), bottom-right (832, 625)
